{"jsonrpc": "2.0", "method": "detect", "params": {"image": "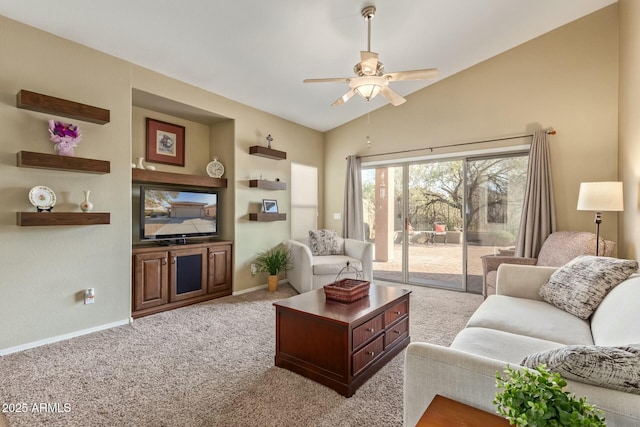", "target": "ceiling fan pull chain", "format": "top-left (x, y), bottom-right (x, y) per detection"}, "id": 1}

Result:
top-left (366, 106), bottom-right (372, 147)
